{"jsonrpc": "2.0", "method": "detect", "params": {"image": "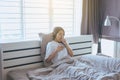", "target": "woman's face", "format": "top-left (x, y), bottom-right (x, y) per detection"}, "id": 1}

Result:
top-left (55, 30), bottom-right (64, 42)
